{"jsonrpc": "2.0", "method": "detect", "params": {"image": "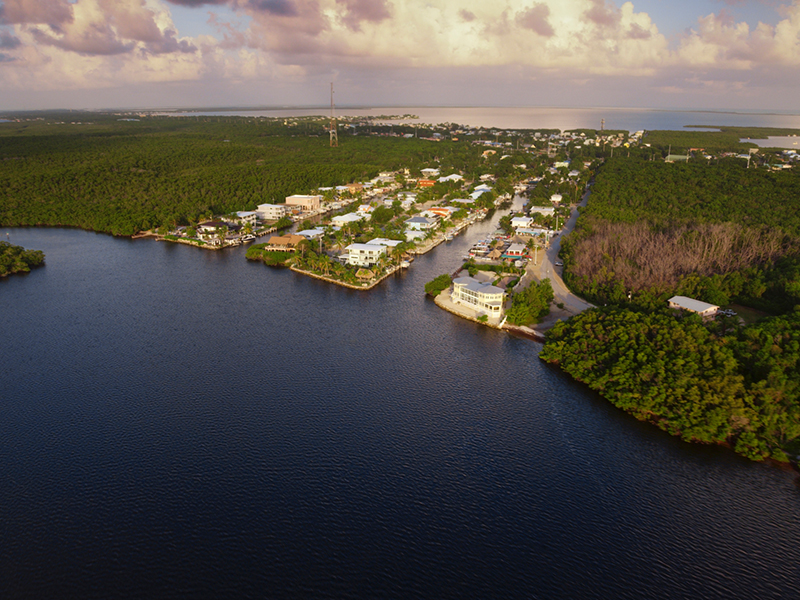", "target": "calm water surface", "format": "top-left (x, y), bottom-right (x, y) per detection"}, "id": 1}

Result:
top-left (2, 223), bottom-right (800, 599)
top-left (174, 106), bottom-right (800, 133)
